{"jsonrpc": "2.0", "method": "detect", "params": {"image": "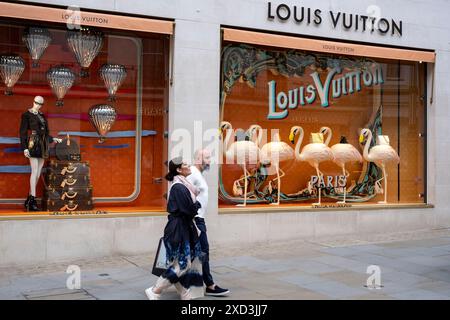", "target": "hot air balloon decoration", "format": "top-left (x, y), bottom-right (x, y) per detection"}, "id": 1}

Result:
top-left (22, 27), bottom-right (52, 68)
top-left (88, 104), bottom-right (117, 143)
top-left (99, 64), bottom-right (127, 101)
top-left (47, 66), bottom-right (75, 106)
top-left (0, 55), bottom-right (25, 96)
top-left (67, 27), bottom-right (103, 77)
